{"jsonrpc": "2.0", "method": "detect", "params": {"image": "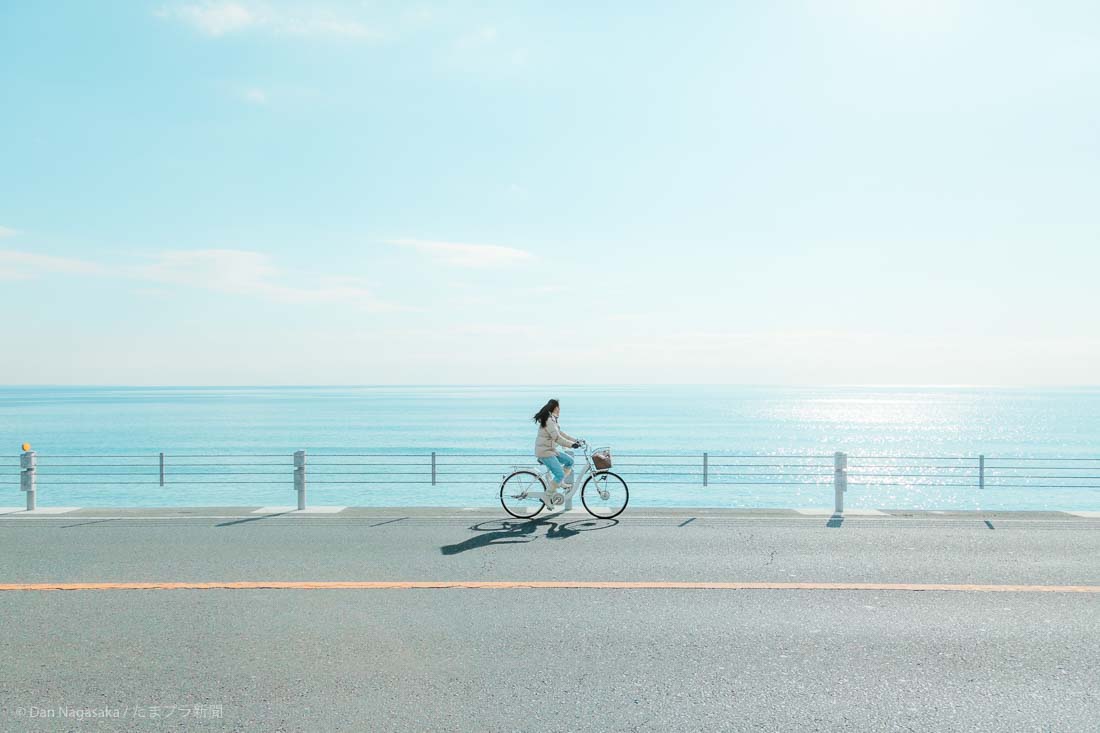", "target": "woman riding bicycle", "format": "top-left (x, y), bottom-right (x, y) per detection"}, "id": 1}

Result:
top-left (533, 399), bottom-right (582, 497)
